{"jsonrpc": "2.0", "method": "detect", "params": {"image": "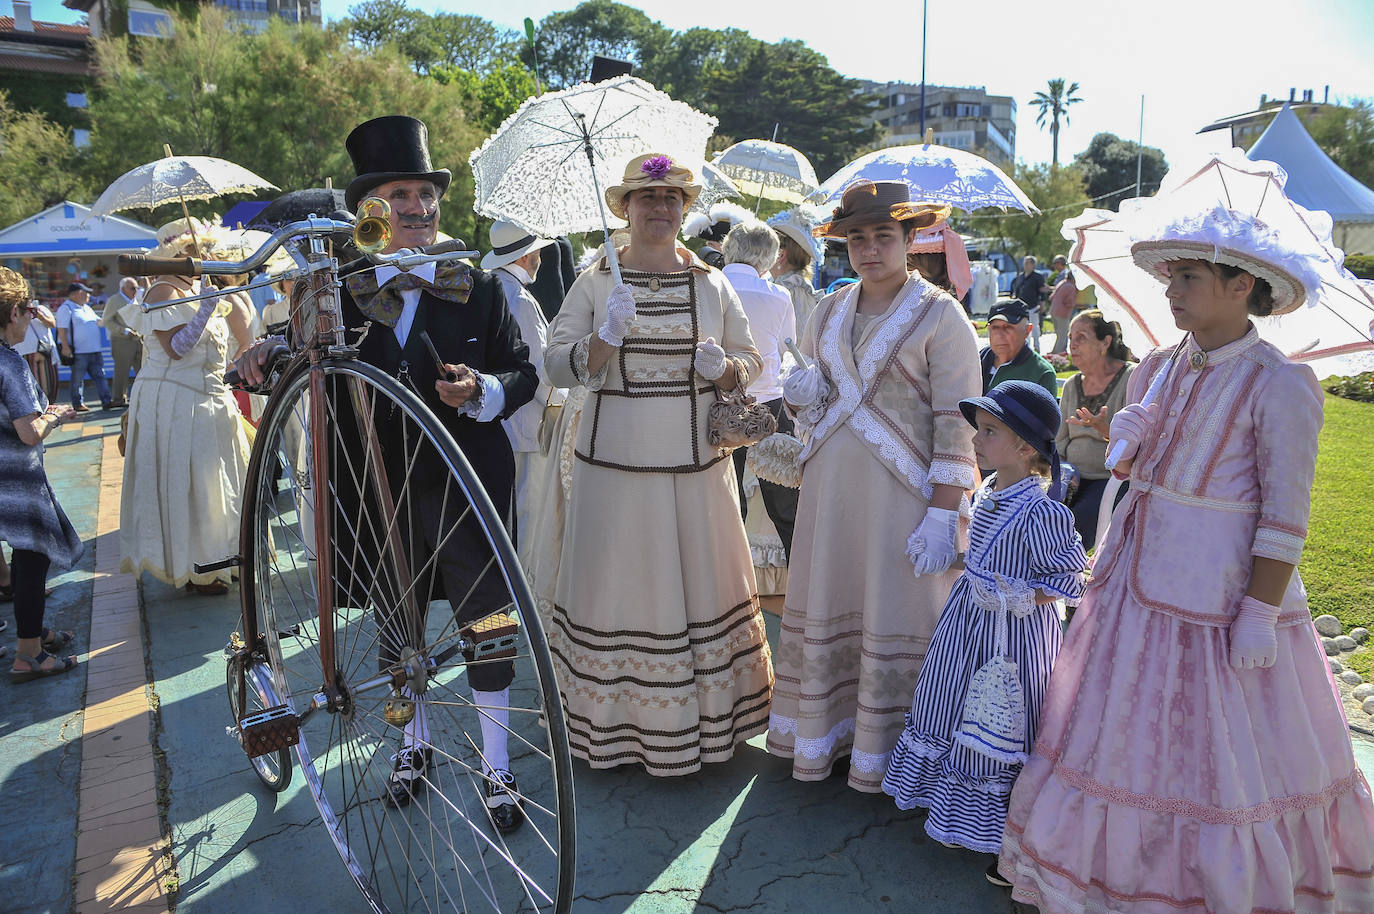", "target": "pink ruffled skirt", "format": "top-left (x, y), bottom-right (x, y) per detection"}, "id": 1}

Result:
top-left (1000, 566), bottom-right (1374, 913)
